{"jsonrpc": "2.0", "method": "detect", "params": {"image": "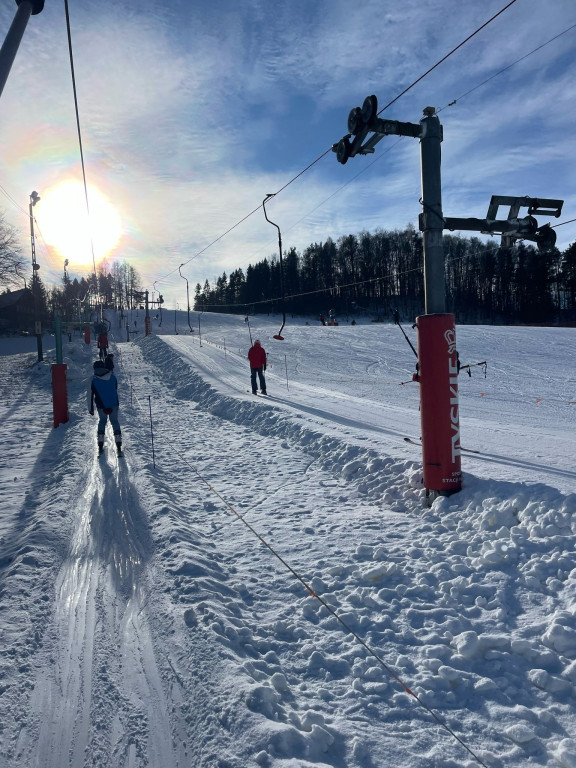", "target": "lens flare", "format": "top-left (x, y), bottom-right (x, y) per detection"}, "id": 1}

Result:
top-left (37, 181), bottom-right (121, 268)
